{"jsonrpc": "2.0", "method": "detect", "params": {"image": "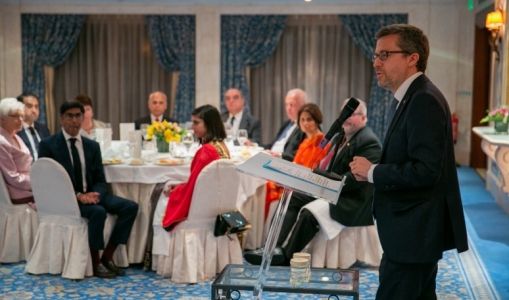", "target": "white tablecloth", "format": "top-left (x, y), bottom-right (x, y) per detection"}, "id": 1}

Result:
top-left (103, 159), bottom-right (266, 263)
